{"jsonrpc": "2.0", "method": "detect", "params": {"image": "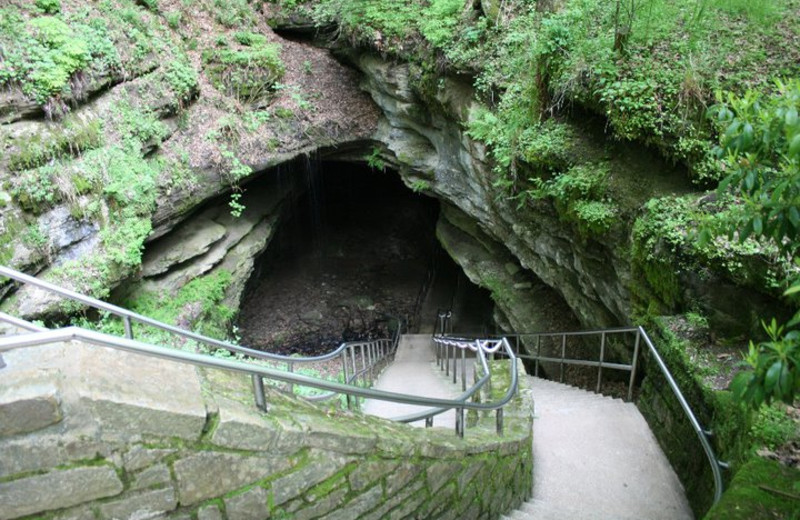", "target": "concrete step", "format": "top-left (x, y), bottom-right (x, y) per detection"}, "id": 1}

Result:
top-left (525, 376), bottom-right (693, 520)
top-left (362, 335), bottom-right (462, 428)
